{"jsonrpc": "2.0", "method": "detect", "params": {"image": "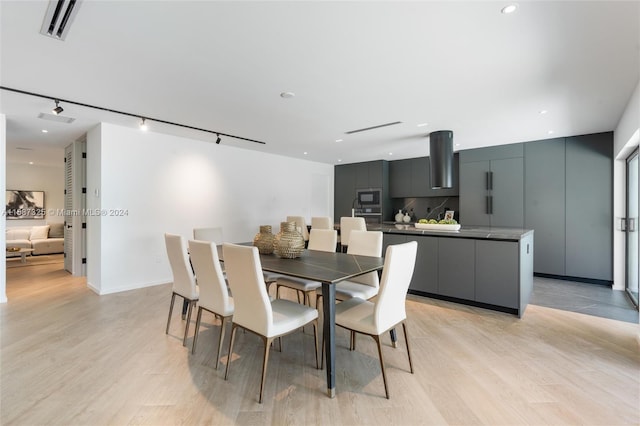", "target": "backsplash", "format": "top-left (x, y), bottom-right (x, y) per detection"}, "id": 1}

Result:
top-left (391, 196), bottom-right (460, 222)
